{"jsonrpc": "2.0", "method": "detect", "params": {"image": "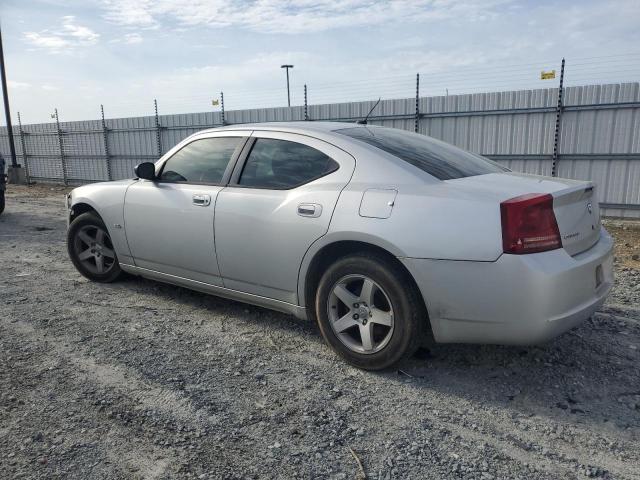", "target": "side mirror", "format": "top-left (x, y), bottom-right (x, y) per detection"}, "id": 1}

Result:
top-left (134, 162), bottom-right (156, 181)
